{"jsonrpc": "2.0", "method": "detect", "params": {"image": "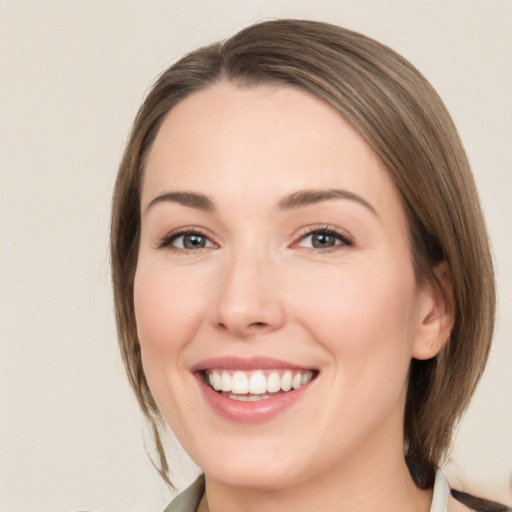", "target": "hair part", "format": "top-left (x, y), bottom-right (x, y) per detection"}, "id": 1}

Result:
top-left (111, 19), bottom-right (495, 490)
